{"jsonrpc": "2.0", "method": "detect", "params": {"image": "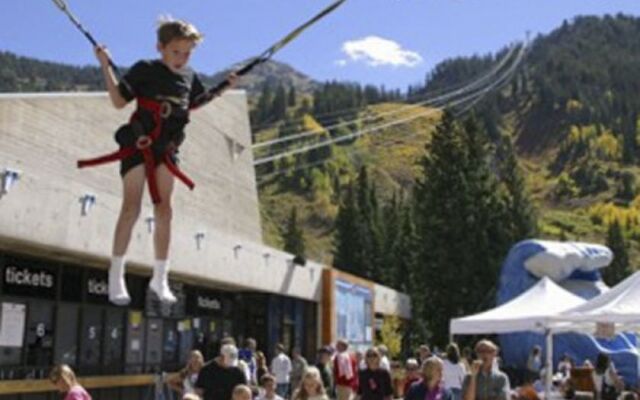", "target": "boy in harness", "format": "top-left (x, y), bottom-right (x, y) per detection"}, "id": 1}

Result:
top-left (91, 19), bottom-right (237, 305)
